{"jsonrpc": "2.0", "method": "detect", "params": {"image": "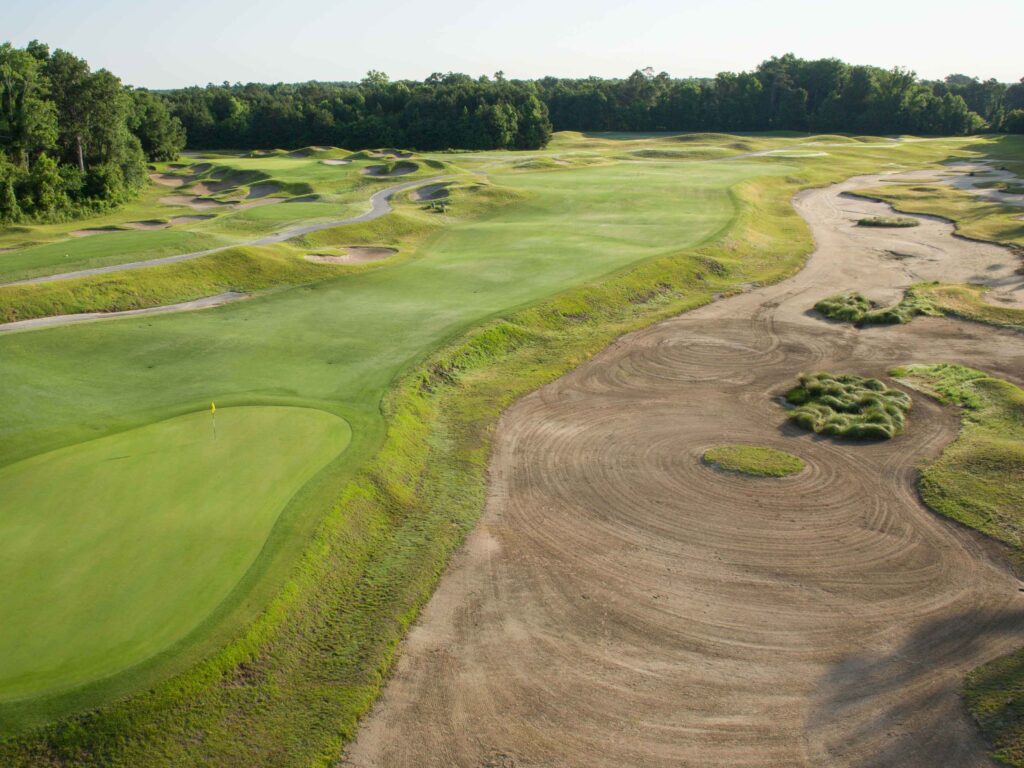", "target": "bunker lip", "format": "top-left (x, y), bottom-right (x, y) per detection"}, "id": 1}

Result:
top-left (344, 165), bottom-right (1024, 768)
top-left (361, 162), bottom-right (418, 177)
top-left (304, 246), bottom-right (397, 265)
top-left (410, 182), bottom-right (451, 202)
